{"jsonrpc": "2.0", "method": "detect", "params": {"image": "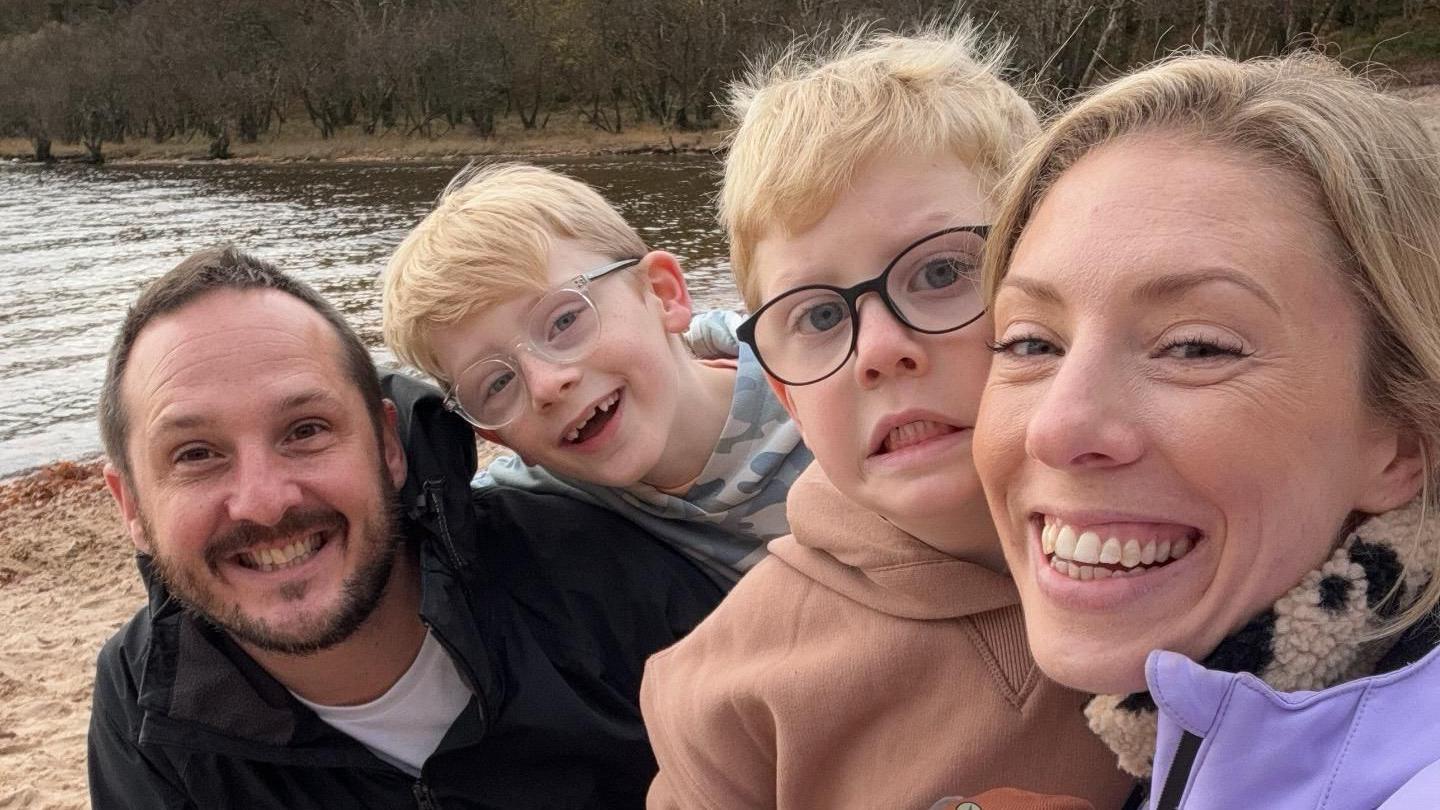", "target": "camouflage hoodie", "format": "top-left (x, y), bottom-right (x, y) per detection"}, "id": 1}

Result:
top-left (479, 342), bottom-right (811, 589)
